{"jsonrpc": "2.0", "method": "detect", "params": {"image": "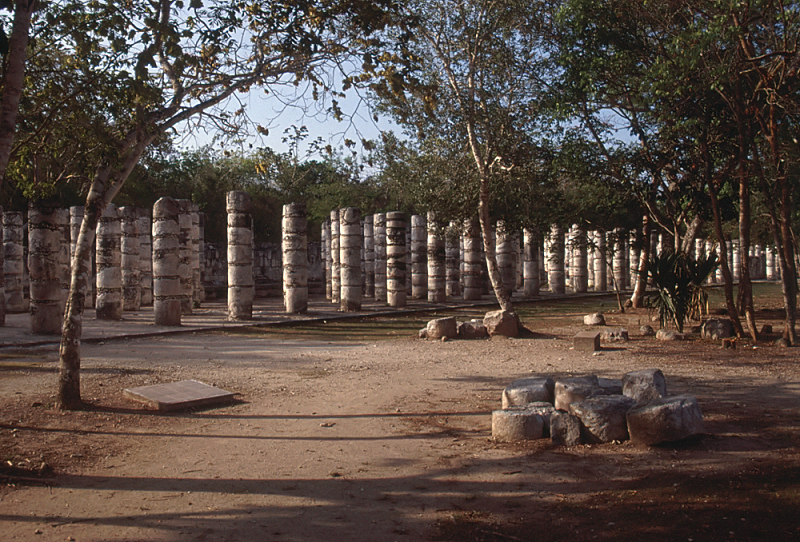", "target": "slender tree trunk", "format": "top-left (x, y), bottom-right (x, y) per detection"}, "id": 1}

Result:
top-left (0, 0), bottom-right (37, 185)
top-left (708, 181), bottom-right (745, 338)
top-left (738, 167), bottom-right (757, 341)
top-left (478, 175), bottom-right (511, 311)
top-left (57, 133), bottom-right (153, 409)
top-left (629, 213), bottom-right (651, 308)
top-left (778, 178), bottom-right (798, 343)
